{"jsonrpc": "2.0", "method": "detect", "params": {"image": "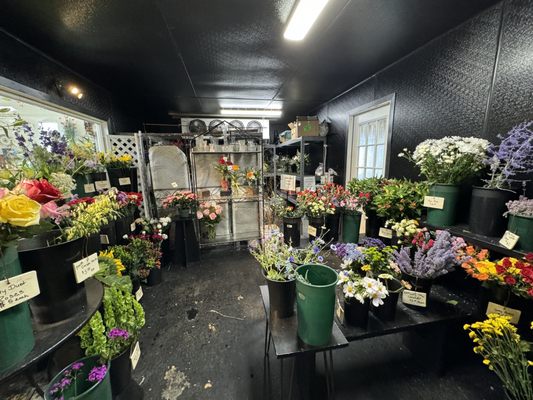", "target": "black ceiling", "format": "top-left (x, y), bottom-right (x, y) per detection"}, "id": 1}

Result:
top-left (0, 0), bottom-right (500, 124)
